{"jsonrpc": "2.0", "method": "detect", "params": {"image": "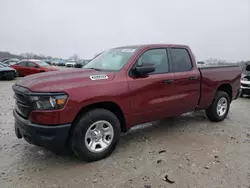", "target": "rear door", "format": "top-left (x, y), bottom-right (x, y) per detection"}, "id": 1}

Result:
top-left (127, 48), bottom-right (177, 125)
top-left (169, 48), bottom-right (200, 113)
